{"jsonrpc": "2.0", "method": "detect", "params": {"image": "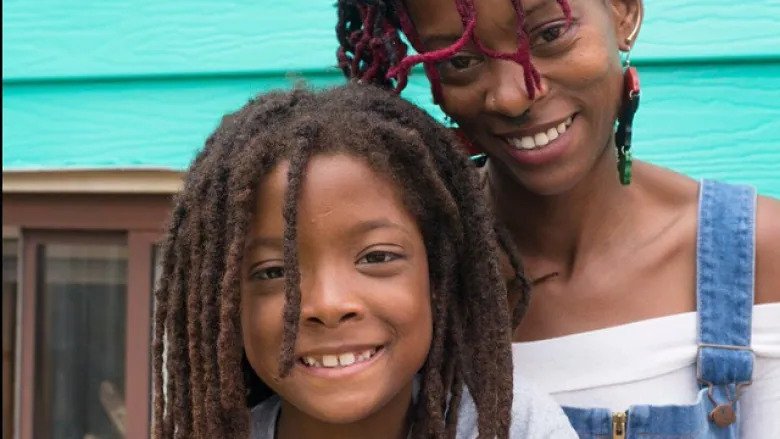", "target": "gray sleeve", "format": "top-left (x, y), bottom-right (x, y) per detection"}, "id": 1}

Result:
top-left (455, 374), bottom-right (577, 438)
top-left (249, 396), bottom-right (281, 439)
top-left (508, 375), bottom-right (578, 438)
